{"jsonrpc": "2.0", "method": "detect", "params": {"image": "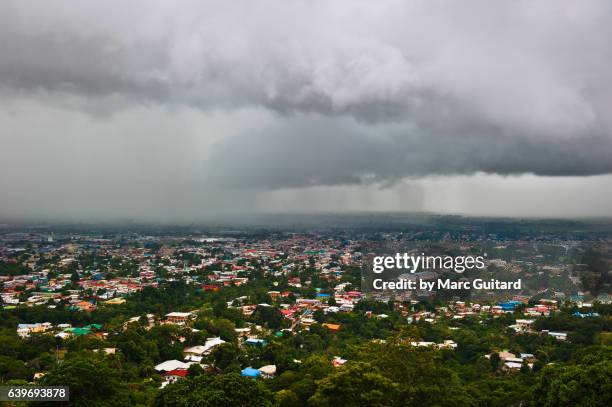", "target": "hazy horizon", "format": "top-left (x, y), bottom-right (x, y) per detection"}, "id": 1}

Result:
top-left (3, 210), bottom-right (612, 229)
